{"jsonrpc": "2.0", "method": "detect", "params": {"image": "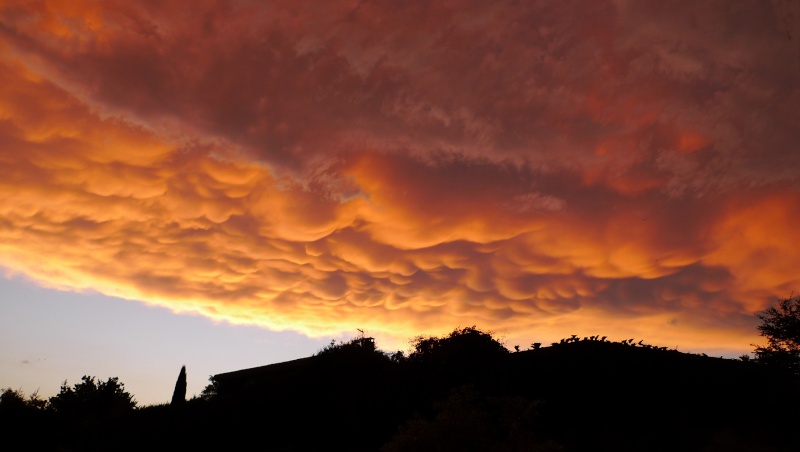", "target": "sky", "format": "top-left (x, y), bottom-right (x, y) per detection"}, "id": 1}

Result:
top-left (1, 0), bottom-right (799, 405)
